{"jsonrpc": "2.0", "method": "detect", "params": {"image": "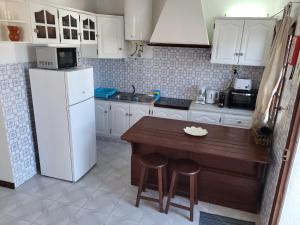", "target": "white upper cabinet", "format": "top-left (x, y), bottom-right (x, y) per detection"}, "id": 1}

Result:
top-left (80, 14), bottom-right (97, 44)
top-left (58, 9), bottom-right (80, 44)
top-left (97, 15), bottom-right (125, 58)
top-left (30, 3), bottom-right (60, 44)
top-left (239, 20), bottom-right (276, 66)
top-left (211, 18), bottom-right (275, 66)
top-left (211, 19), bottom-right (244, 65)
